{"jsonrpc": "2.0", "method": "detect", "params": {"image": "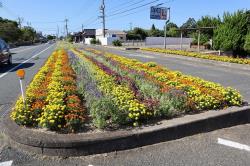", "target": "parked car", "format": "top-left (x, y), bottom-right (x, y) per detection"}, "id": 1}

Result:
top-left (0, 38), bottom-right (12, 65)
